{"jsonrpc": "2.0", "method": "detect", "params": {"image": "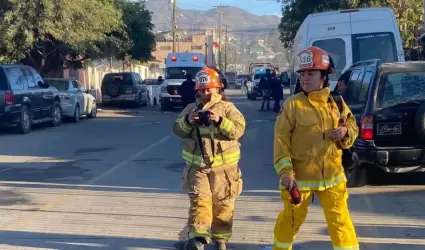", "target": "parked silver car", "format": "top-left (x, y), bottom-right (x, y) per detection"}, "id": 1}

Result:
top-left (44, 78), bottom-right (97, 122)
